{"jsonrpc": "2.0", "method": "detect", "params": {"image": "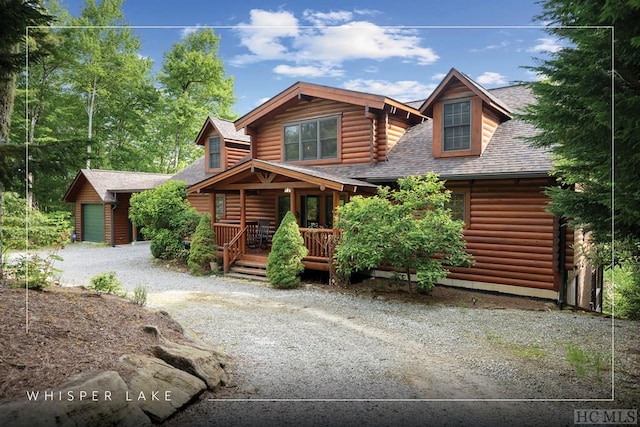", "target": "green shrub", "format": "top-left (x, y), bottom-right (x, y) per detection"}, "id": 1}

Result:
top-left (1, 192), bottom-right (73, 250)
top-left (129, 181), bottom-right (199, 262)
top-left (6, 253), bottom-right (62, 290)
top-left (188, 214), bottom-right (217, 275)
top-left (266, 211), bottom-right (308, 289)
top-left (150, 229), bottom-right (188, 261)
top-left (335, 173), bottom-right (473, 293)
top-left (130, 284), bottom-right (148, 306)
top-left (89, 272), bottom-right (123, 295)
